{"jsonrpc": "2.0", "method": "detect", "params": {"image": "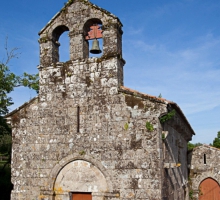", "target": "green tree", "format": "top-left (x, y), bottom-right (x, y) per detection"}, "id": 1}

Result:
top-left (211, 131), bottom-right (220, 148)
top-left (0, 61), bottom-right (39, 115)
top-left (187, 142), bottom-right (203, 151)
top-left (0, 40), bottom-right (39, 199)
top-left (0, 41), bottom-right (39, 154)
top-left (0, 117), bottom-right (11, 154)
